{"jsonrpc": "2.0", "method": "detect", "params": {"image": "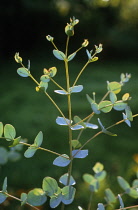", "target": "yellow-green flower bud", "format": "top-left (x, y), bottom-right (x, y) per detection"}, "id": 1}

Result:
top-left (46, 35), bottom-right (54, 42)
top-left (82, 39), bottom-right (89, 47)
top-left (14, 52), bottom-right (22, 63)
top-left (65, 24), bottom-right (74, 36)
top-left (90, 57), bottom-right (98, 62)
